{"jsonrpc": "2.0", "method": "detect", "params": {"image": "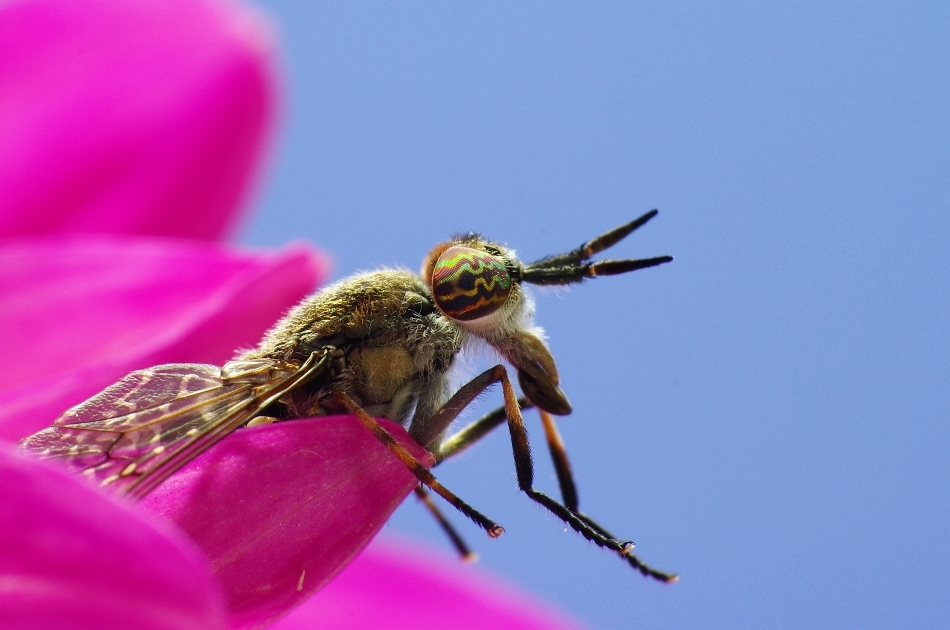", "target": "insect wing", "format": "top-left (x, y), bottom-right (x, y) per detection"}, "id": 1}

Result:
top-left (20, 361), bottom-right (297, 495)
